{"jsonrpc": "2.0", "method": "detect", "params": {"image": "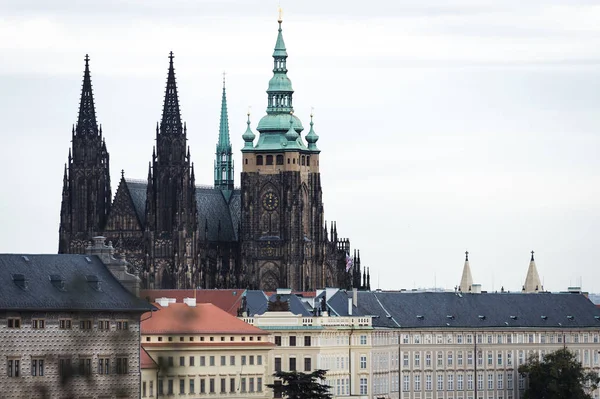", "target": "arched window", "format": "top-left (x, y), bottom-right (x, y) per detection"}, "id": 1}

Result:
top-left (266, 155), bottom-right (273, 165)
top-left (222, 167), bottom-right (226, 180)
top-left (276, 155), bottom-right (284, 165)
top-left (256, 155), bottom-right (263, 165)
top-left (245, 159), bottom-right (248, 165)
top-left (301, 156), bottom-right (305, 166)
